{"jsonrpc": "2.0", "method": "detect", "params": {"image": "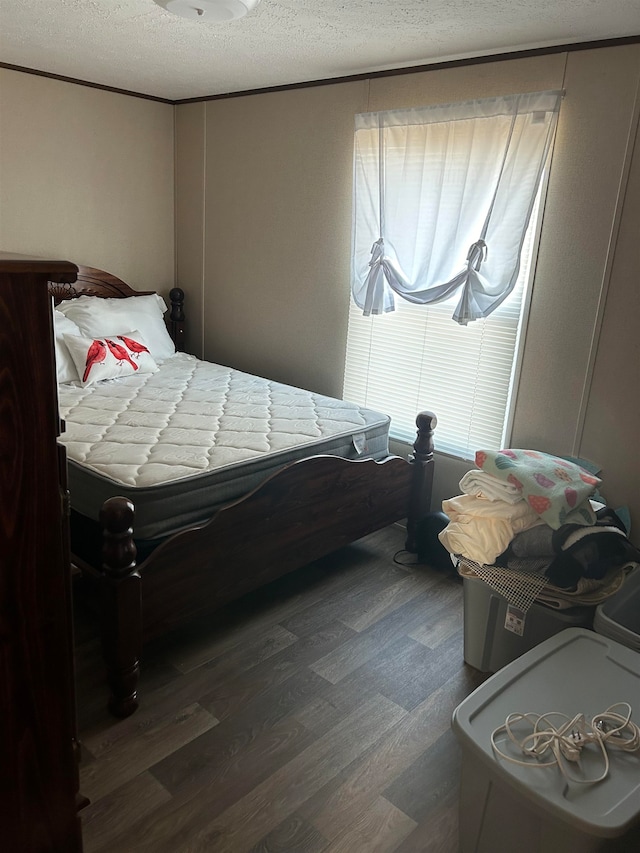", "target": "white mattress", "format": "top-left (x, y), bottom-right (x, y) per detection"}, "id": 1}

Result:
top-left (58, 353), bottom-right (391, 539)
